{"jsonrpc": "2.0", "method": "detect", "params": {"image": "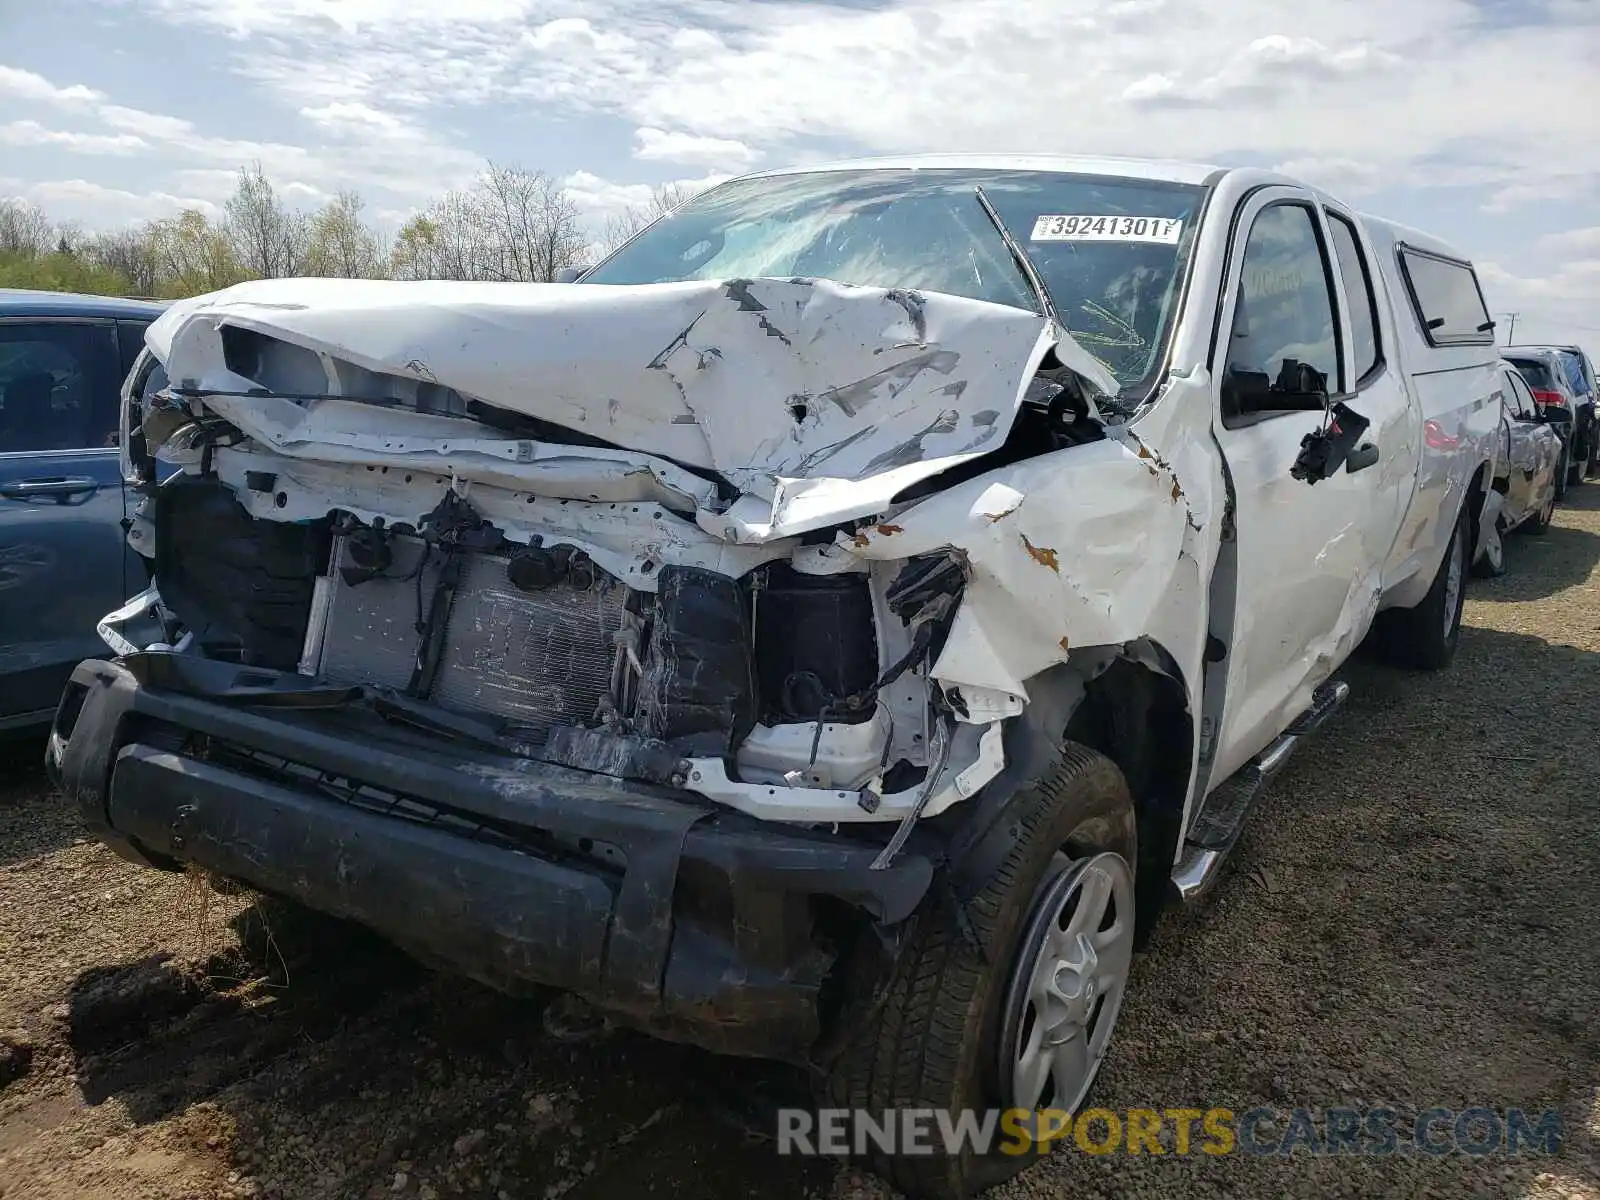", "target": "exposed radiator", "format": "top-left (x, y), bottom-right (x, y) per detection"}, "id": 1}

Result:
top-left (315, 535), bottom-right (627, 731)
